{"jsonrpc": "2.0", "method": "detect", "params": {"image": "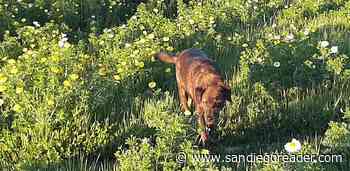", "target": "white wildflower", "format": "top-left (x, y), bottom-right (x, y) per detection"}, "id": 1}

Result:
top-left (142, 138), bottom-right (149, 144)
top-left (330, 46), bottom-right (338, 54)
top-left (320, 41), bottom-right (329, 48)
top-left (273, 35), bottom-right (281, 40)
top-left (290, 24), bottom-right (296, 30)
top-left (125, 43), bottom-right (131, 48)
top-left (284, 138), bottom-right (302, 153)
top-left (58, 40), bottom-right (65, 48)
top-left (256, 58), bottom-right (263, 63)
top-left (147, 33), bottom-right (155, 39)
top-left (273, 61), bottom-right (280, 67)
top-left (33, 21), bottom-right (40, 27)
top-left (284, 33), bottom-right (294, 42)
top-left (58, 35), bottom-right (68, 48)
top-left (163, 37), bottom-right (170, 42)
top-left (189, 19), bottom-right (195, 24)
